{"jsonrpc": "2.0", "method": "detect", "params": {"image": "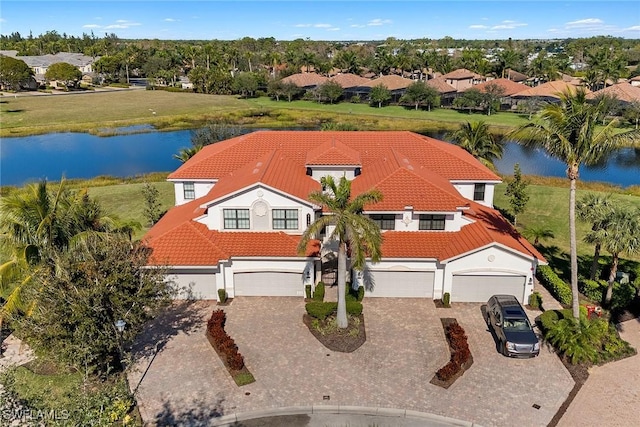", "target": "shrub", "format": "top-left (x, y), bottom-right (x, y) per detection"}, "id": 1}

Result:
top-left (305, 302), bottom-right (337, 320)
top-left (579, 279), bottom-right (606, 303)
top-left (436, 322), bottom-right (471, 381)
top-left (442, 292), bottom-right (451, 307)
top-left (346, 301), bottom-right (363, 316)
top-left (313, 282), bottom-right (325, 301)
top-left (528, 291), bottom-right (542, 309)
top-left (611, 282), bottom-right (636, 310)
top-left (206, 309), bottom-right (245, 371)
top-left (536, 265), bottom-right (572, 305)
top-left (357, 286), bottom-right (365, 302)
top-left (346, 286), bottom-right (357, 302)
top-left (305, 284), bottom-right (312, 299)
top-left (218, 288), bottom-right (227, 303)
